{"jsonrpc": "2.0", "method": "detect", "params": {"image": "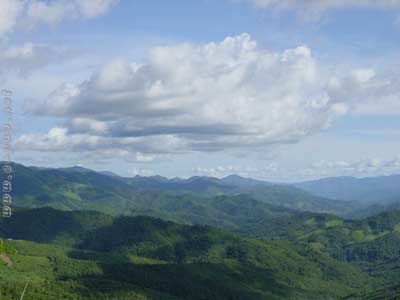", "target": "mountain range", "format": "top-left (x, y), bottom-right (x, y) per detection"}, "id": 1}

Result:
top-left (5, 162), bottom-right (400, 219)
top-left (1, 162), bottom-right (400, 299)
